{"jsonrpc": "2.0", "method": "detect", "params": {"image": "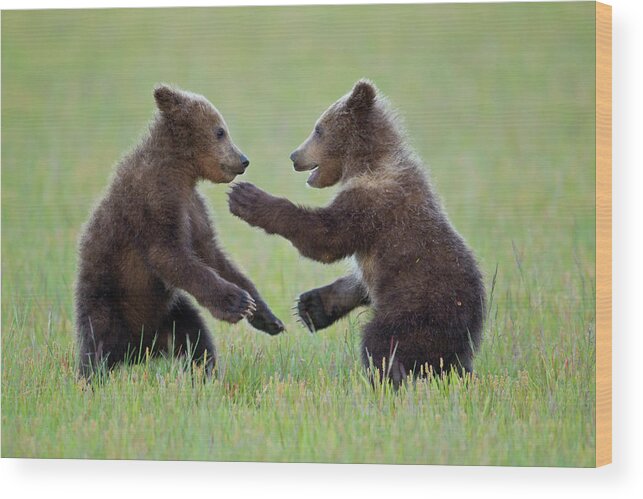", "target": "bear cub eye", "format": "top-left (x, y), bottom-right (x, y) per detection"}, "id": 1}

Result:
top-left (216, 127), bottom-right (226, 139)
top-left (314, 124), bottom-right (322, 137)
